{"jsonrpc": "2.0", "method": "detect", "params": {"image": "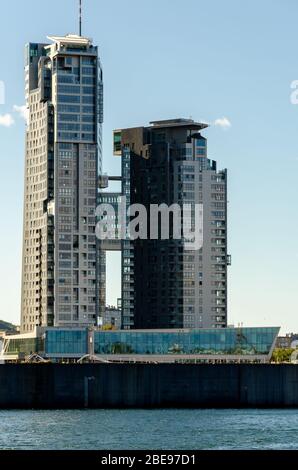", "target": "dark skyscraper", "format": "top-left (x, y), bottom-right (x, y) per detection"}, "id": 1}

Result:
top-left (113, 119), bottom-right (229, 330)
